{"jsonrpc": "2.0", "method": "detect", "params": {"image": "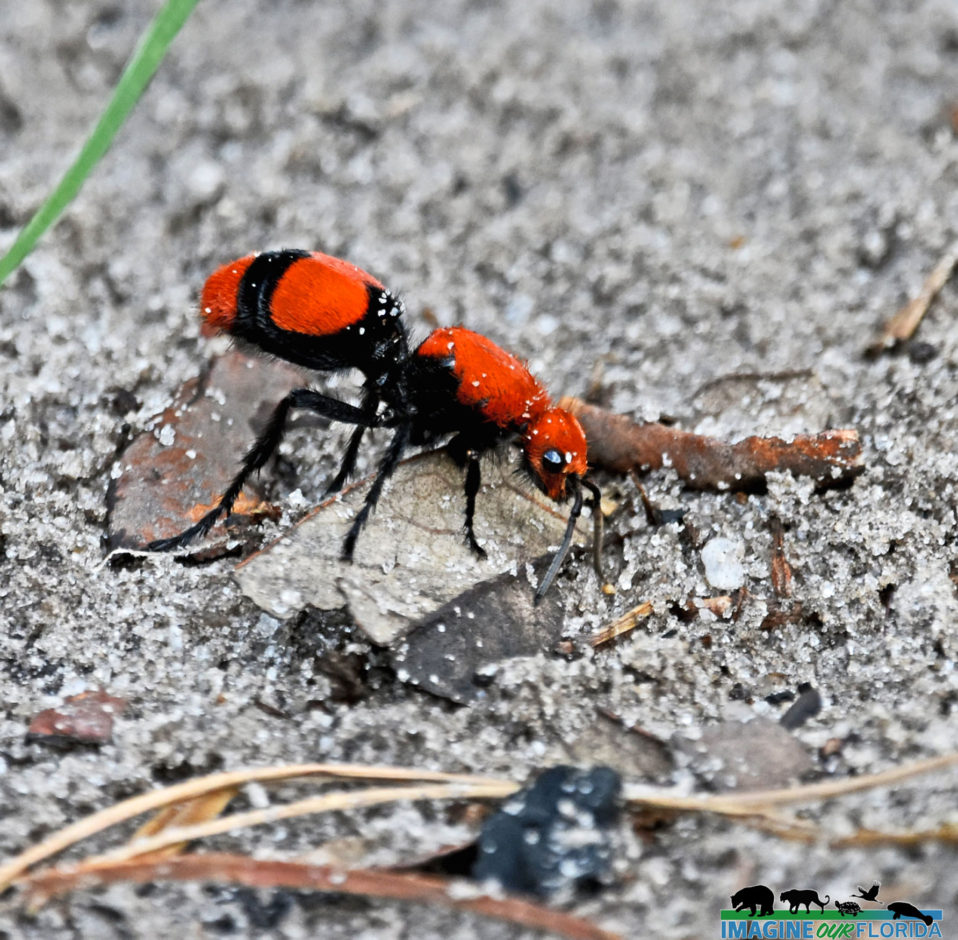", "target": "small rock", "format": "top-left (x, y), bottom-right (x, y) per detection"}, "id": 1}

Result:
top-left (26, 690), bottom-right (128, 748)
top-left (700, 537), bottom-right (745, 590)
top-left (780, 684), bottom-right (823, 730)
top-left (472, 765), bottom-right (622, 897)
top-left (186, 160), bottom-right (225, 204)
top-left (674, 718), bottom-right (813, 790)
